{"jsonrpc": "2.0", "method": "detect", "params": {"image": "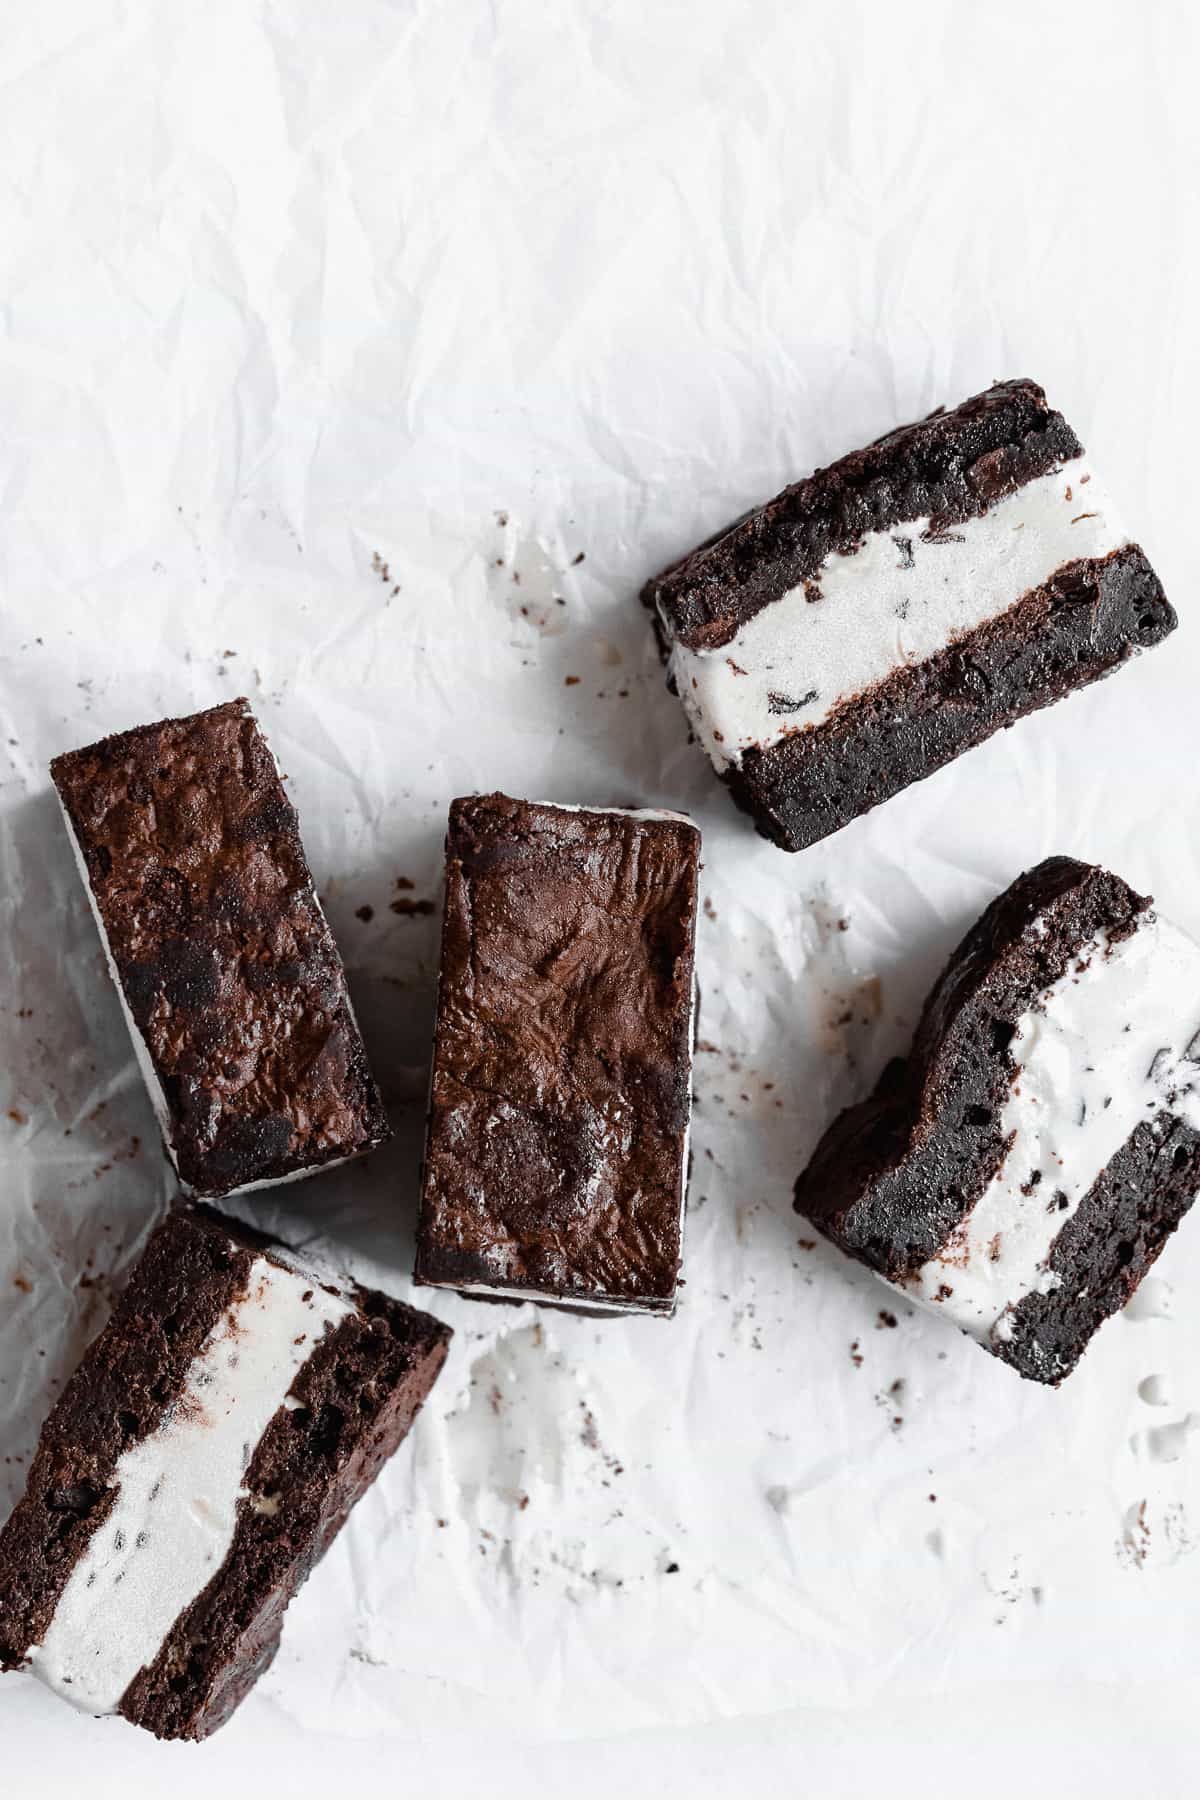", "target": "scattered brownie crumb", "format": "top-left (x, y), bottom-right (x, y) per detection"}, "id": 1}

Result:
top-left (496, 511), bottom-right (508, 527)
top-left (837, 918), bottom-right (849, 932)
top-left (7, 1108), bottom-right (26, 1125)
top-left (571, 552), bottom-right (585, 565)
top-left (390, 898), bottom-right (436, 917)
top-left (796, 1237), bottom-right (816, 1251)
top-left (355, 905), bottom-right (374, 923)
top-left (395, 877), bottom-right (415, 891)
top-left (12, 1275), bottom-right (32, 1293)
top-left (665, 1561), bottom-right (680, 1574)
top-left (850, 1340), bottom-right (863, 1367)
top-left (877, 1310), bottom-right (898, 1329)
top-left (564, 675), bottom-right (580, 687)
top-left (703, 896), bottom-right (718, 920)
